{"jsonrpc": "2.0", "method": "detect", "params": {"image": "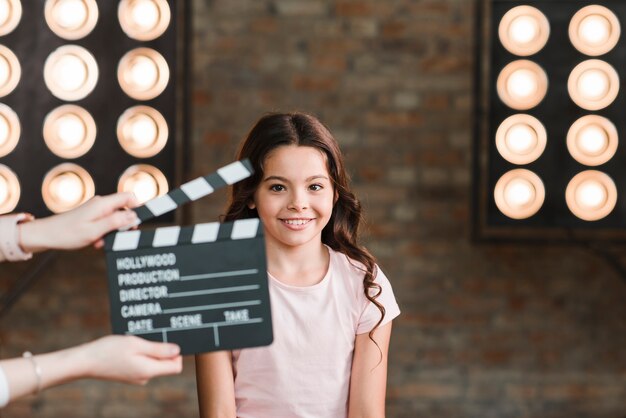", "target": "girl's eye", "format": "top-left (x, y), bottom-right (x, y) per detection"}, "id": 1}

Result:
top-left (270, 184), bottom-right (285, 192)
top-left (309, 184), bottom-right (323, 191)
